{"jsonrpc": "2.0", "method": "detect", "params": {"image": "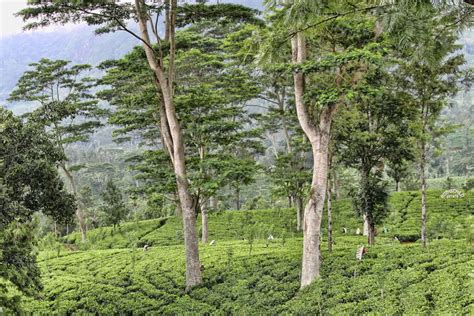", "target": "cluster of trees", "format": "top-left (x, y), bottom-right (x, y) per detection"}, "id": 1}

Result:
top-left (2, 0), bottom-right (473, 307)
